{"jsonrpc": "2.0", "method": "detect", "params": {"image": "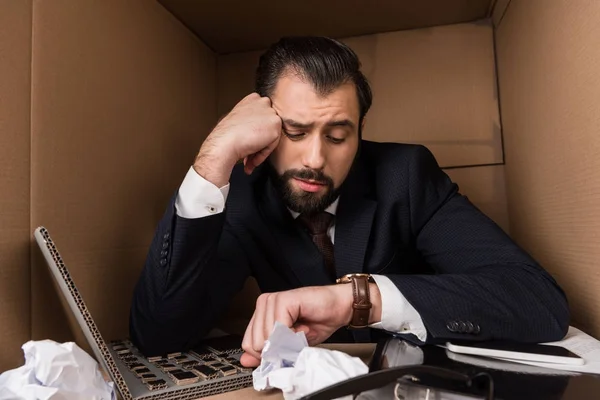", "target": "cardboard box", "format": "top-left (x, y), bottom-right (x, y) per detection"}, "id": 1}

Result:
top-left (0, 0), bottom-right (598, 375)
